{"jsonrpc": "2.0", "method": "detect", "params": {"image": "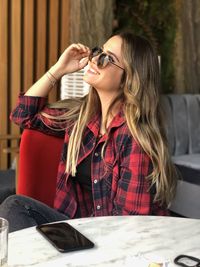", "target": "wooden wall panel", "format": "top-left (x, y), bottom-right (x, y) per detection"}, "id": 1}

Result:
top-left (61, 0), bottom-right (70, 52)
top-left (0, 0), bottom-right (8, 168)
top-left (0, 0), bottom-right (70, 170)
top-left (10, 0), bottom-right (22, 160)
top-left (36, 0), bottom-right (47, 80)
top-left (23, 0), bottom-right (34, 90)
top-left (48, 0), bottom-right (59, 103)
